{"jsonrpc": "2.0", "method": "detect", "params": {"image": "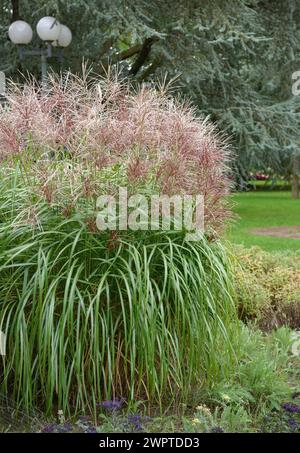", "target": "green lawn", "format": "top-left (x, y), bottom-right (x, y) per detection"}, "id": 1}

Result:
top-left (227, 191), bottom-right (300, 252)
top-left (249, 179), bottom-right (290, 189)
